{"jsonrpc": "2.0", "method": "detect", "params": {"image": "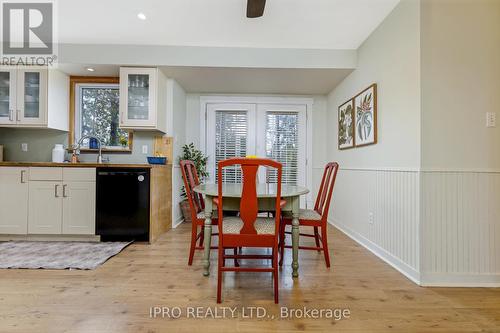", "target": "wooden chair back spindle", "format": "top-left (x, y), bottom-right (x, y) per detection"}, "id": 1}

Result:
top-left (180, 160), bottom-right (205, 219)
